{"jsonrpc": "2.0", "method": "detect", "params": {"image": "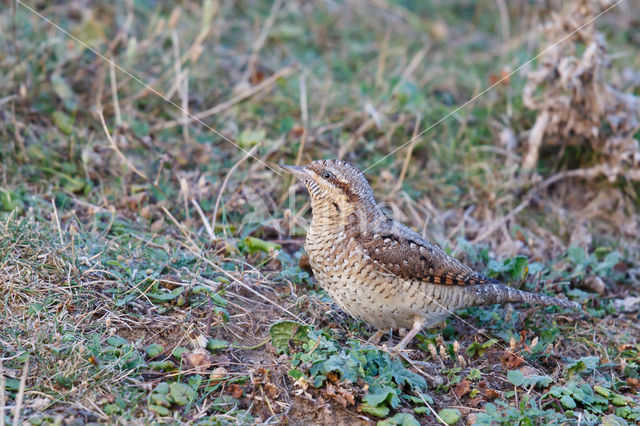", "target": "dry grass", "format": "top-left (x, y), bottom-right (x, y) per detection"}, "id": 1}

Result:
top-left (0, 0), bottom-right (639, 424)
